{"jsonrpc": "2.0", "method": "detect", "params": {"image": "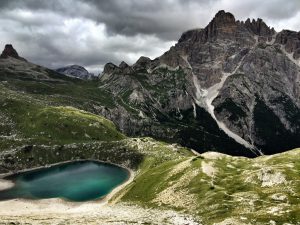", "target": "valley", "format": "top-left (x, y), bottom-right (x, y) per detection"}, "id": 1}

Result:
top-left (0, 9), bottom-right (299, 225)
